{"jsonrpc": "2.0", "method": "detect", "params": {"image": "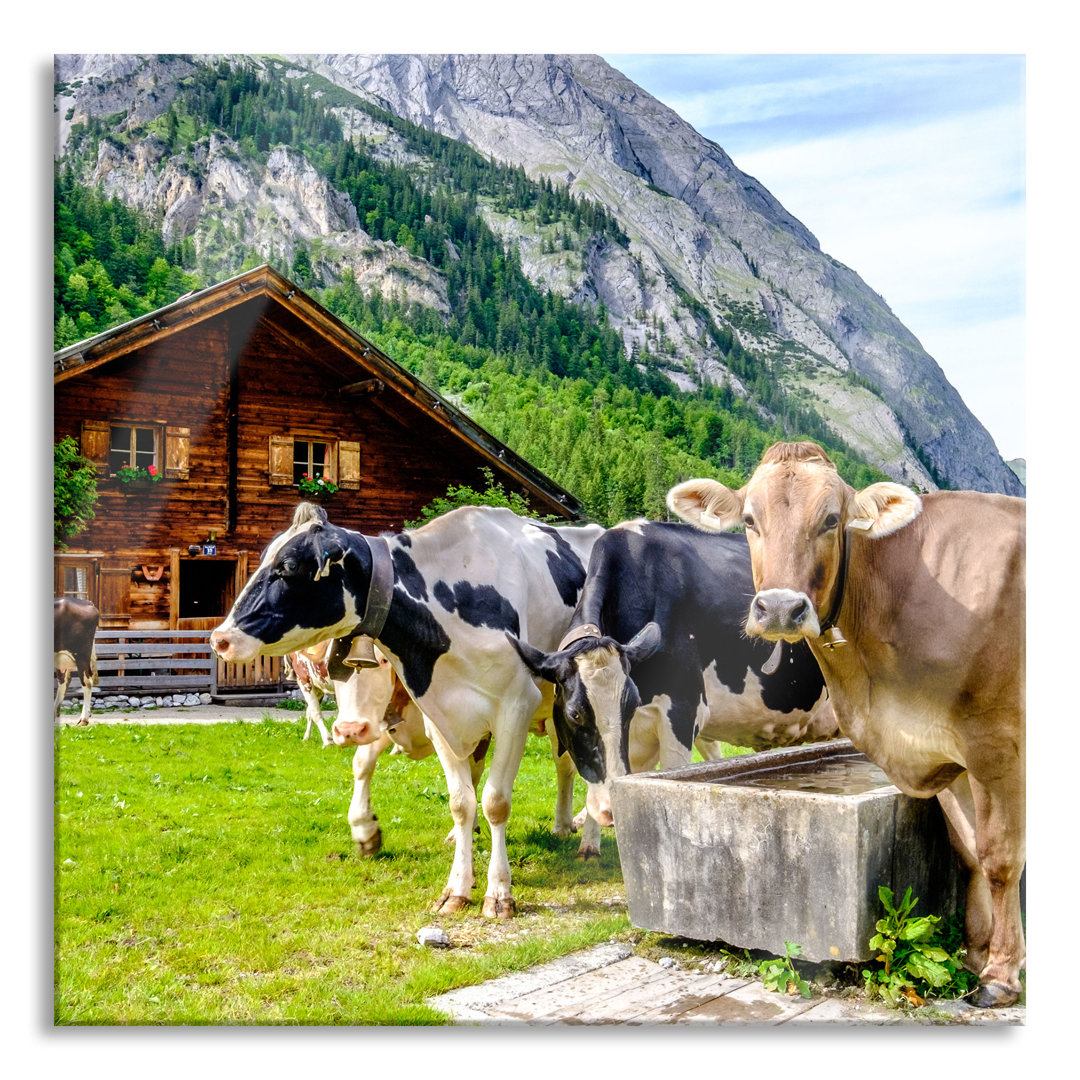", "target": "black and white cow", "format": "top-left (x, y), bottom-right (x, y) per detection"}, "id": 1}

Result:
top-left (210, 501), bottom-right (605, 918)
top-left (510, 520), bottom-right (837, 818)
top-left (327, 641), bottom-right (594, 858)
top-left (54, 597), bottom-right (99, 726)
